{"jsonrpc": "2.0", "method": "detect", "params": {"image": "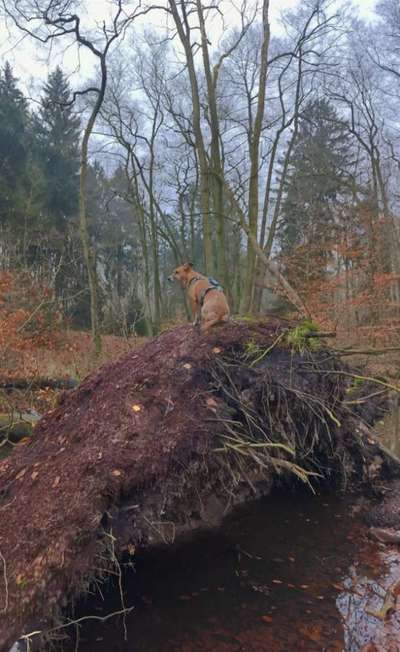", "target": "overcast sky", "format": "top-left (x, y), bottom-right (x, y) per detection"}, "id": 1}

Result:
top-left (0, 0), bottom-right (378, 95)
